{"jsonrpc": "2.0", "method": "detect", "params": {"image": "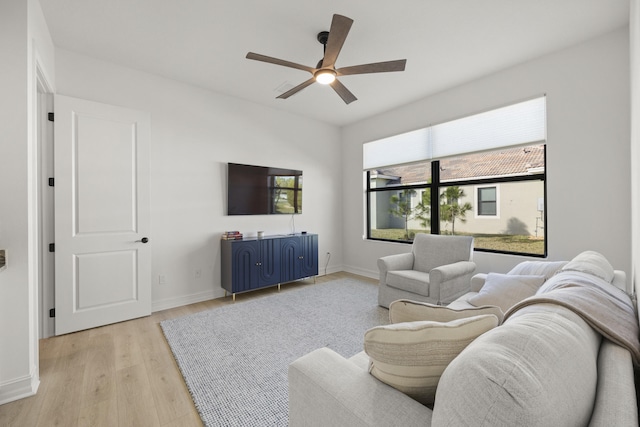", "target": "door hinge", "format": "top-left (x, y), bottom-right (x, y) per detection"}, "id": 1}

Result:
top-left (49, 243), bottom-right (55, 253)
top-left (49, 308), bottom-right (55, 318)
top-left (48, 112), bottom-right (54, 122)
top-left (48, 177), bottom-right (54, 187)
